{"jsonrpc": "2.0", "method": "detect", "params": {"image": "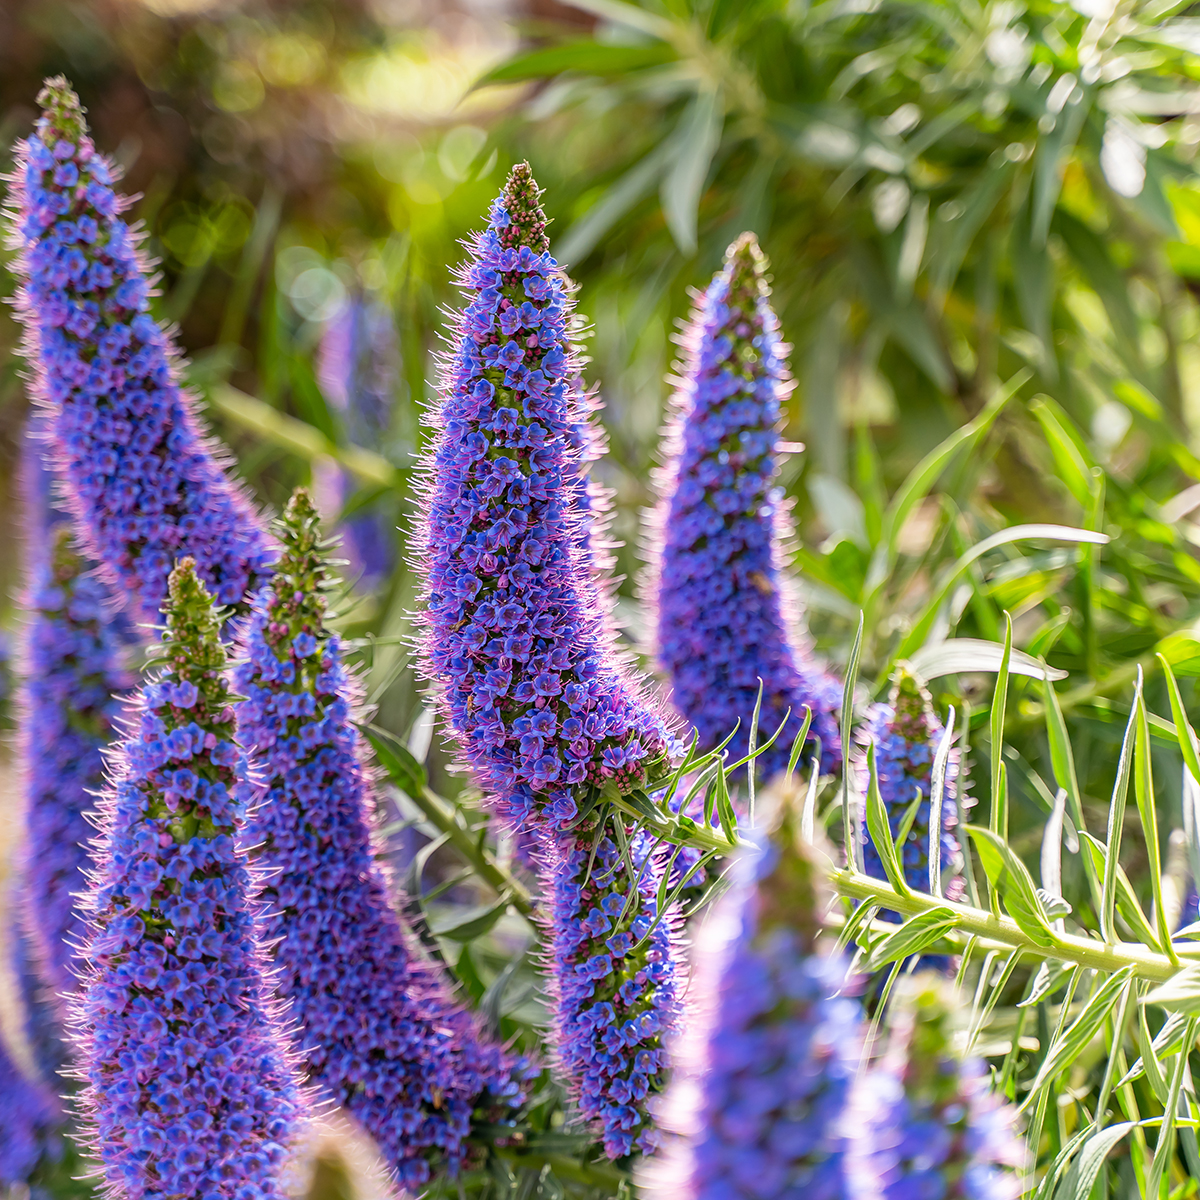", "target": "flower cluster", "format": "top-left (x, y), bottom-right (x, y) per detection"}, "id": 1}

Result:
top-left (651, 233), bottom-right (841, 779)
top-left (235, 489), bottom-right (526, 1189)
top-left (0, 1035), bottom-right (60, 1189)
top-left (860, 665), bottom-right (964, 898)
top-left (416, 162), bottom-right (669, 831)
top-left (640, 810), bottom-right (860, 1199)
top-left (540, 824), bottom-right (680, 1159)
top-left (19, 492), bottom-right (131, 1006)
top-left (8, 79), bottom-right (274, 623)
top-left (845, 977), bottom-right (1026, 1198)
top-left (71, 559), bottom-right (306, 1199)
top-left (313, 295), bottom-right (398, 588)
